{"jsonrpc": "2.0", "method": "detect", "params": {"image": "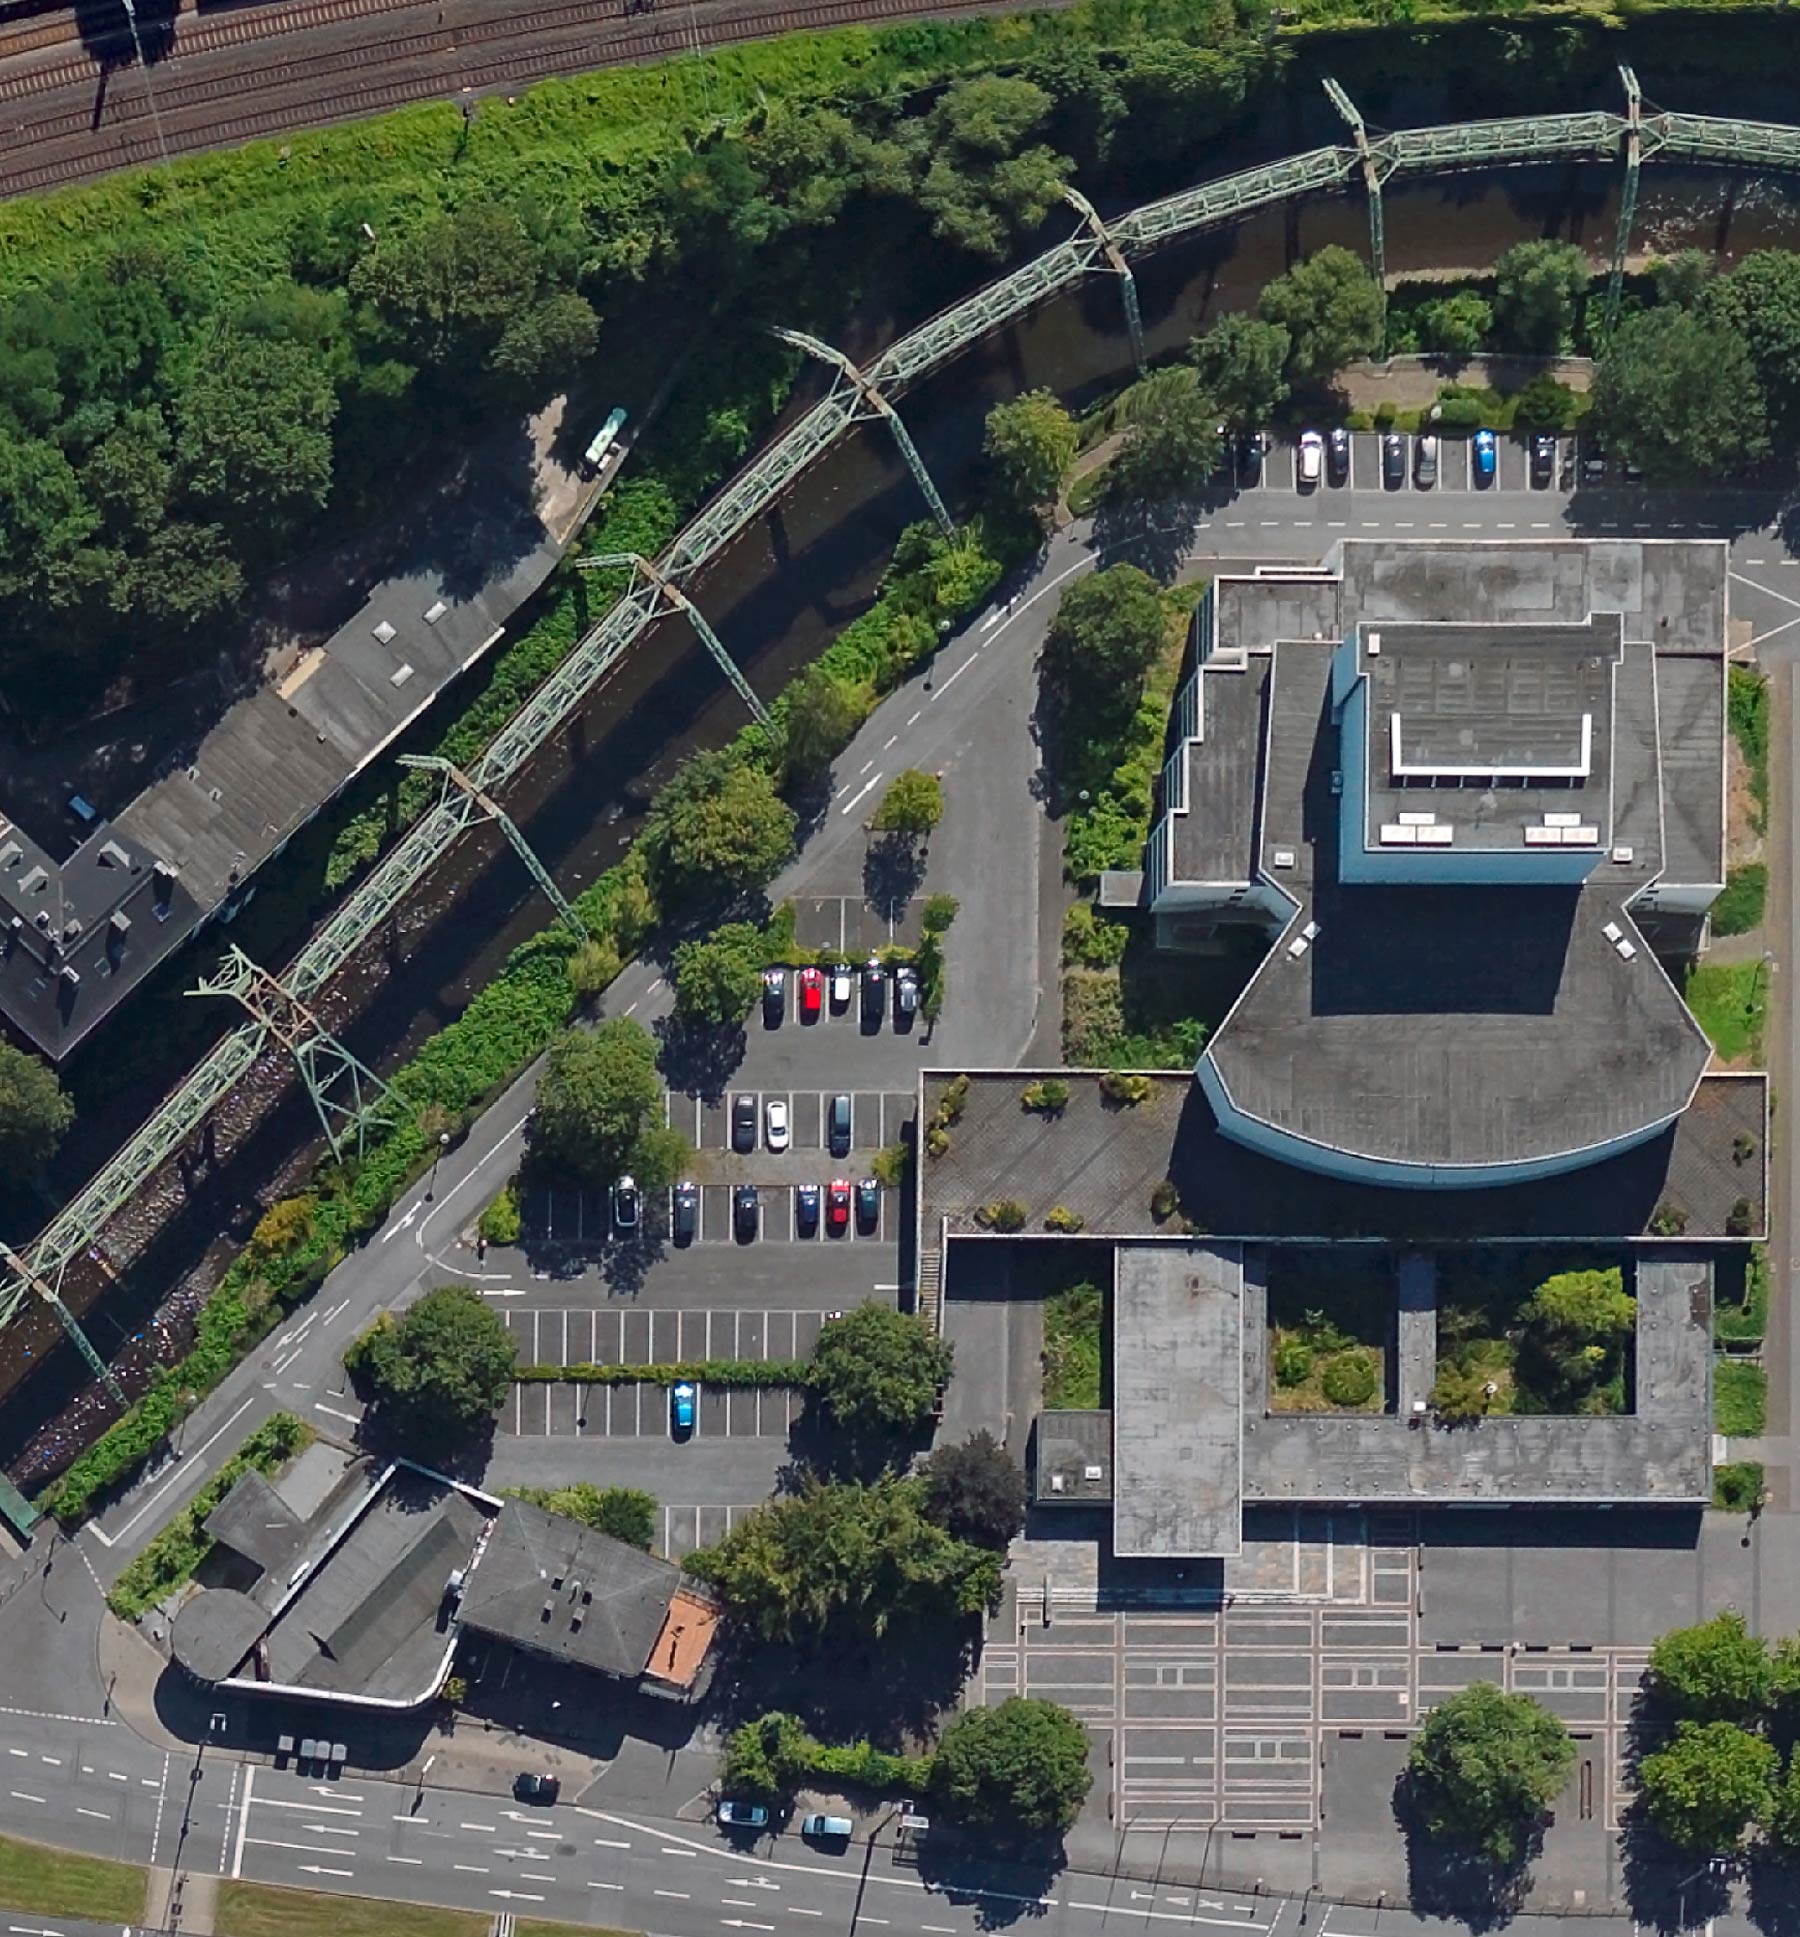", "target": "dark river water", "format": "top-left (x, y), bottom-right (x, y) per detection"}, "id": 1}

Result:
top-left (7, 144), bottom-right (1800, 1485)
